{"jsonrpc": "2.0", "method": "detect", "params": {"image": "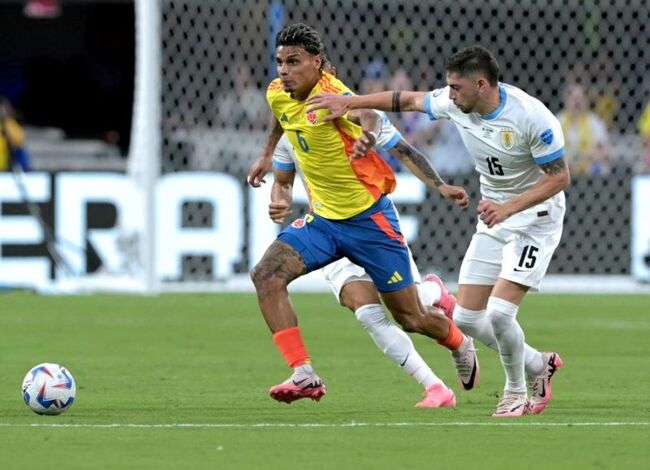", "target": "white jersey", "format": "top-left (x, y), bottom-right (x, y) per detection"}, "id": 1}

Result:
top-left (272, 111), bottom-right (401, 174)
top-left (426, 84), bottom-right (567, 289)
top-left (424, 83), bottom-right (565, 204)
